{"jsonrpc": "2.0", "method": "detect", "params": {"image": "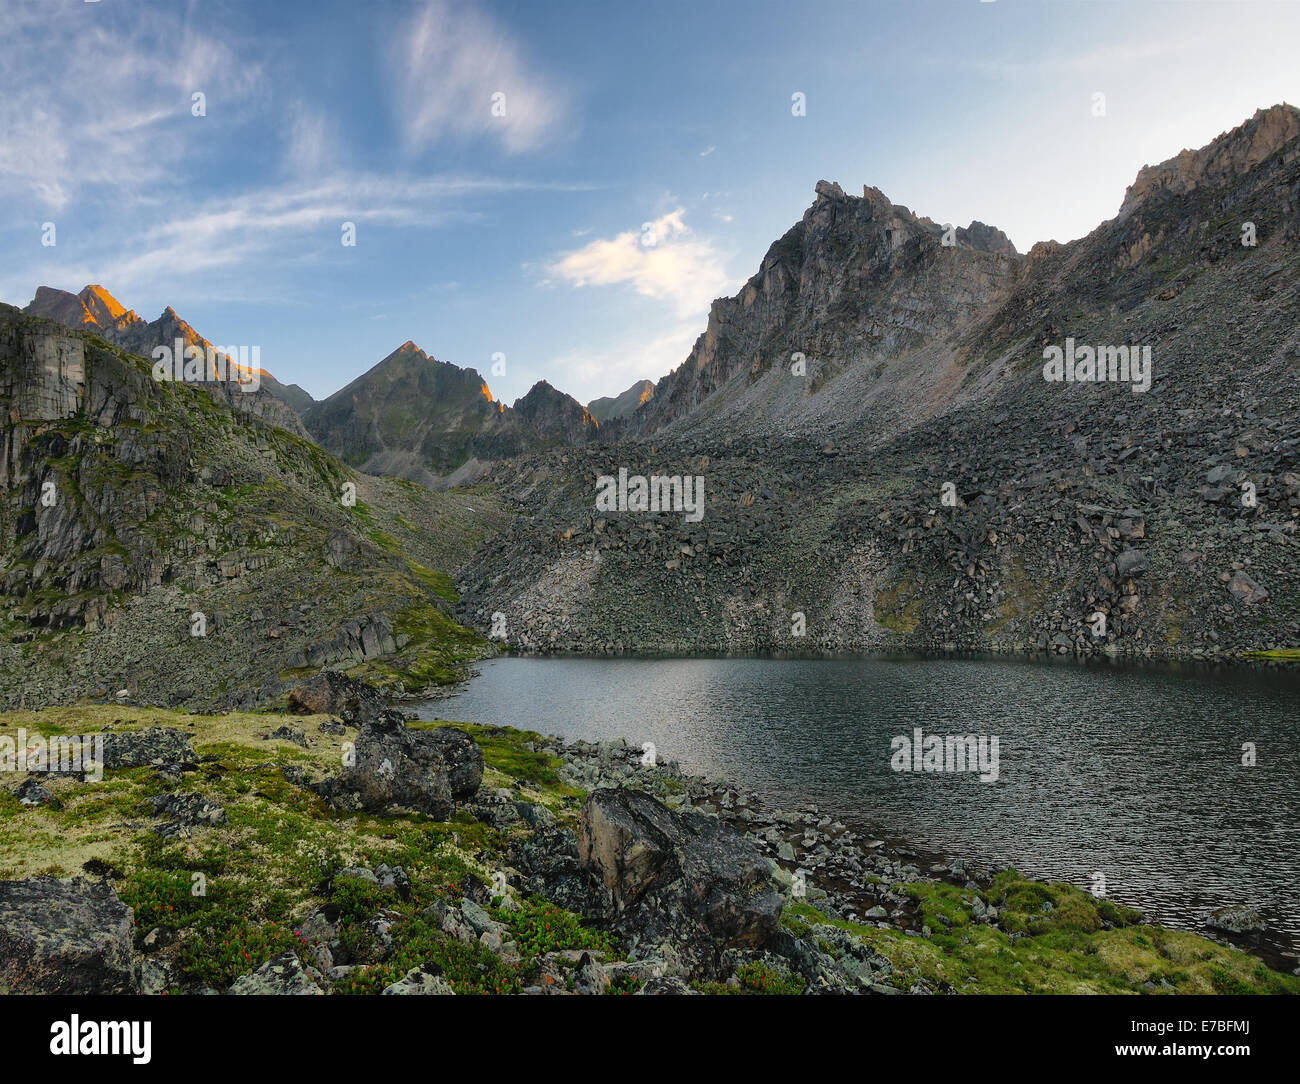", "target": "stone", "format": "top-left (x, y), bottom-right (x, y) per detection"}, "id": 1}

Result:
top-left (0, 877), bottom-right (136, 994)
top-left (577, 788), bottom-right (783, 961)
top-left (381, 966), bottom-right (456, 995)
top-left (1207, 904), bottom-right (1265, 934)
top-left (286, 671), bottom-right (387, 725)
top-left (319, 714), bottom-right (483, 817)
top-left (228, 951), bottom-right (323, 995)
top-left (1226, 572), bottom-right (1269, 604)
